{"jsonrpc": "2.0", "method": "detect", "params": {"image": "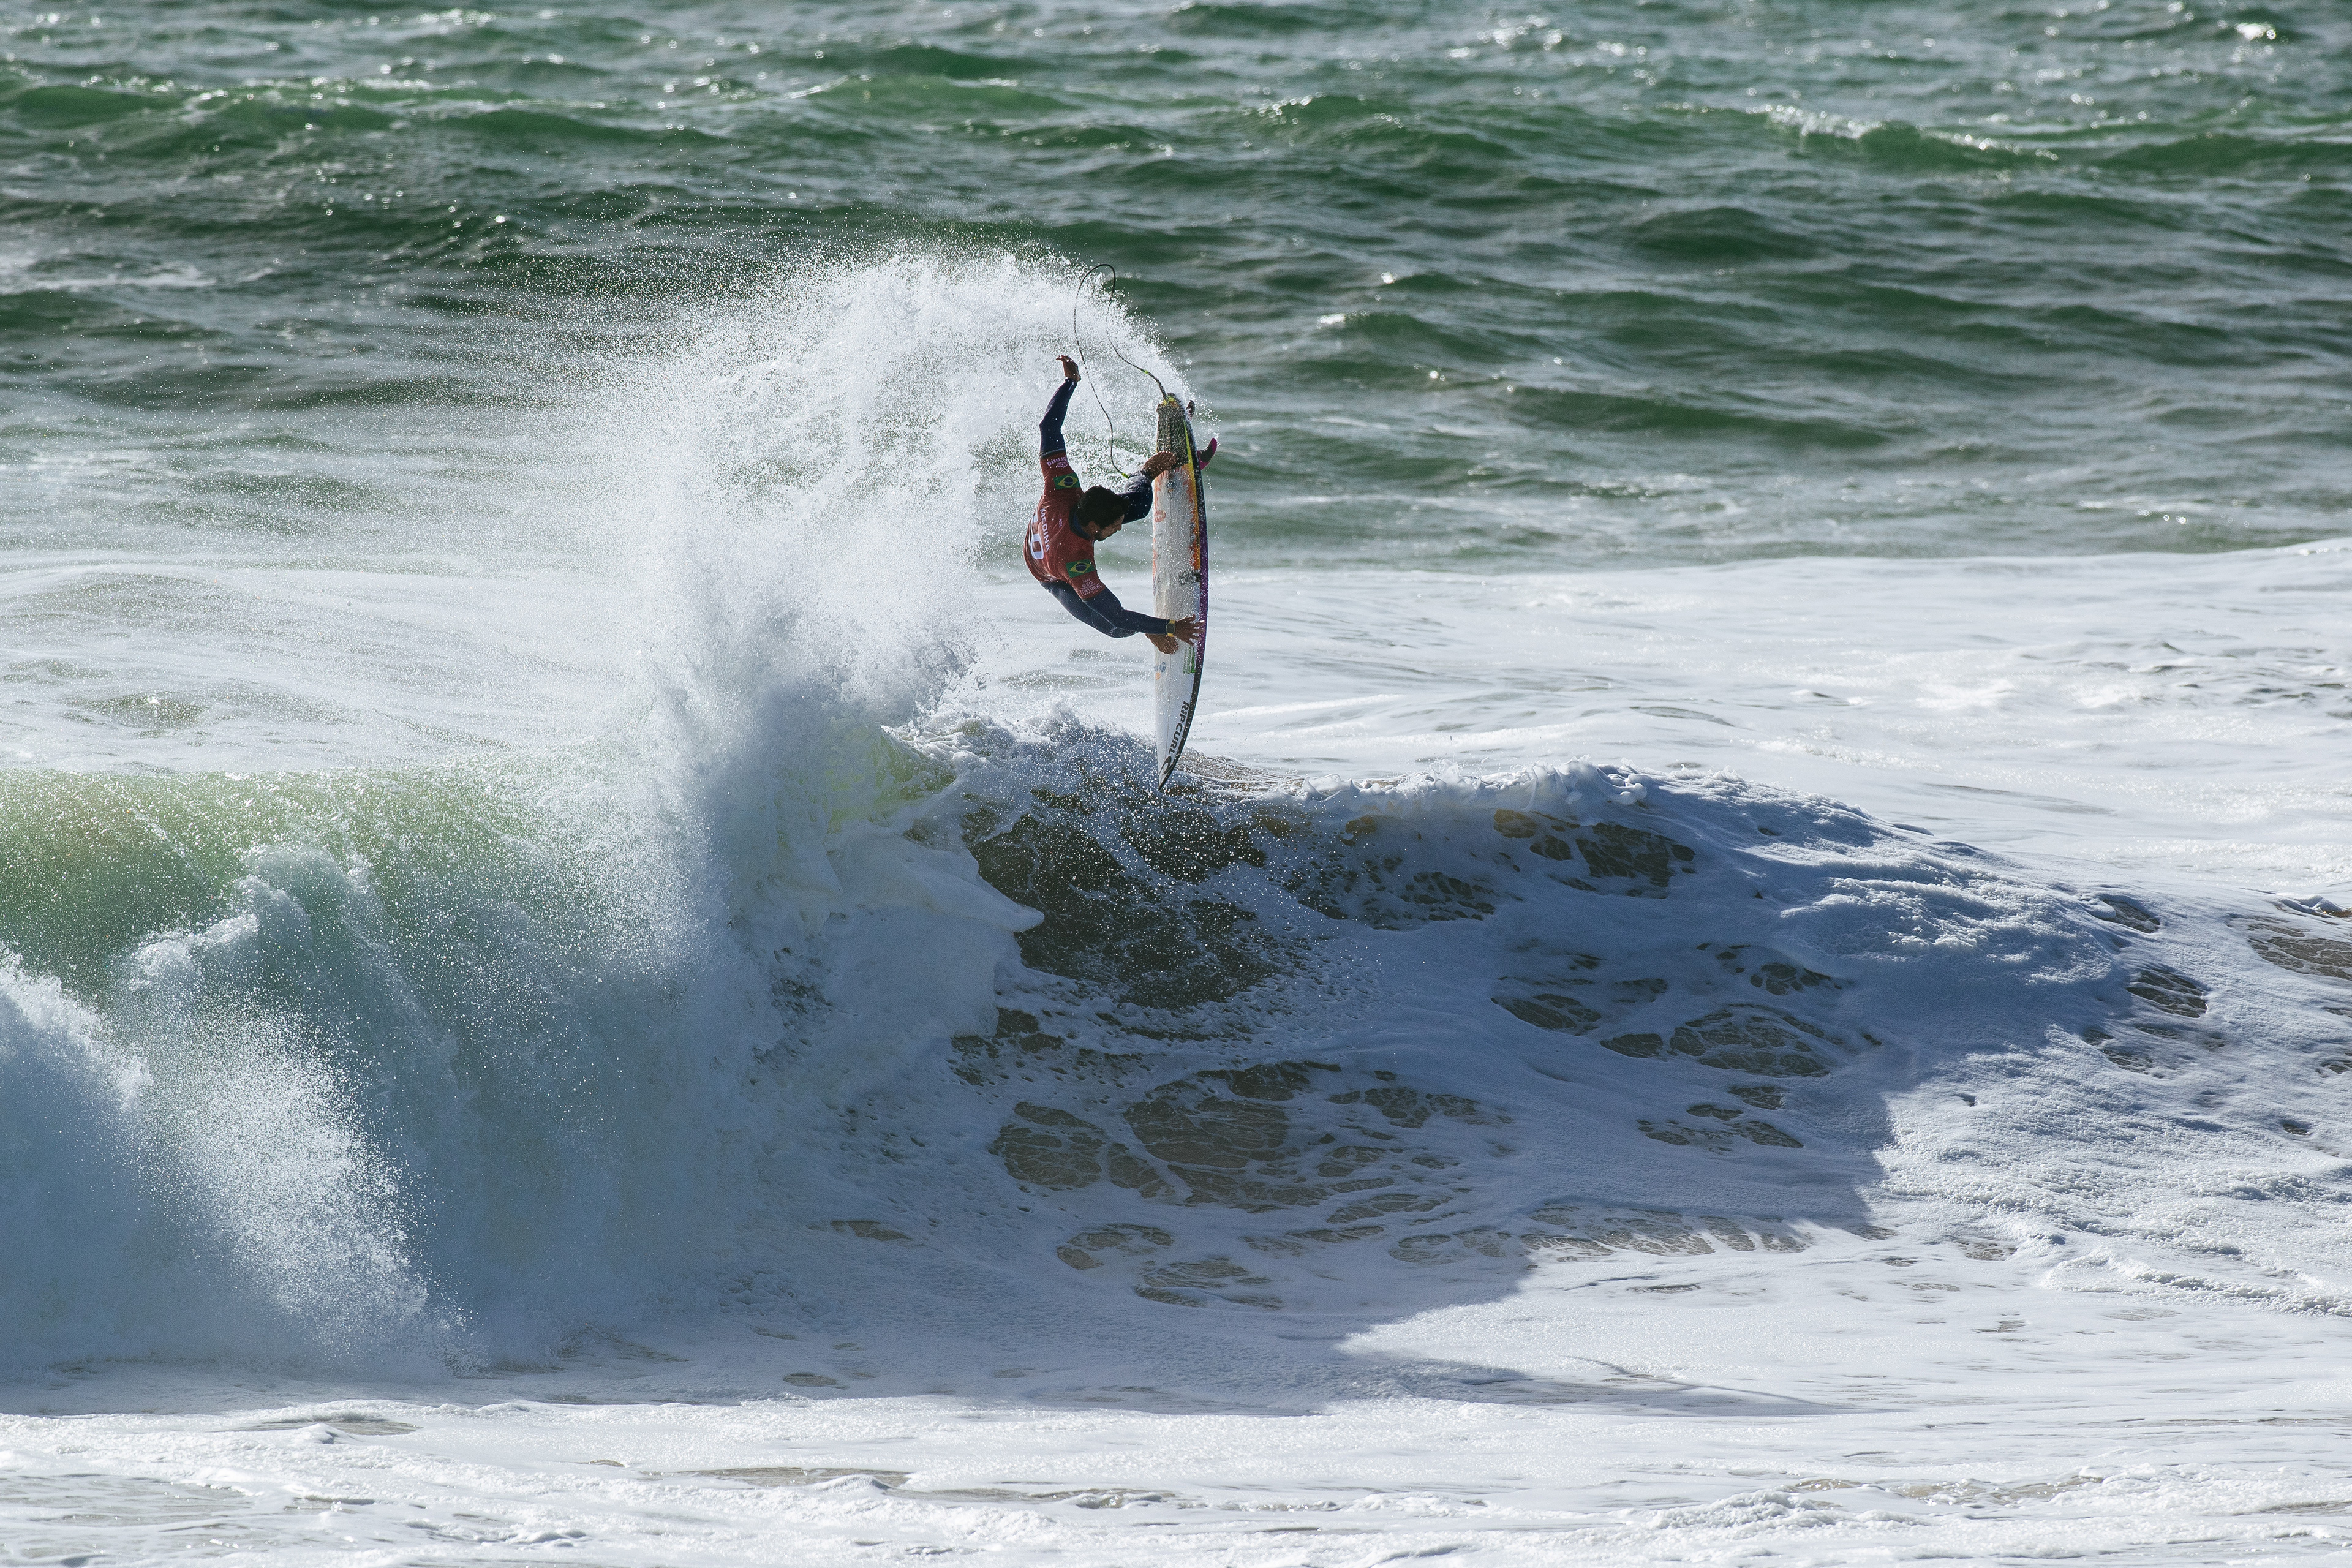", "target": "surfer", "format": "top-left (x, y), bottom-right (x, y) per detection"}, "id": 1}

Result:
top-left (1029, 355), bottom-right (1204, 654)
